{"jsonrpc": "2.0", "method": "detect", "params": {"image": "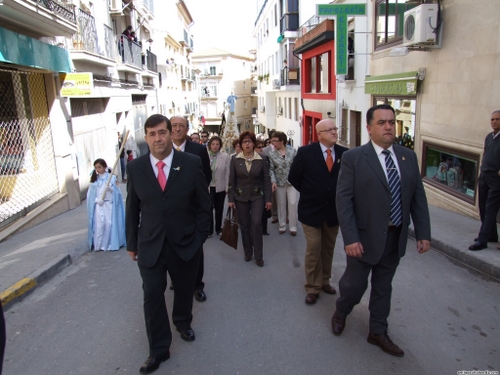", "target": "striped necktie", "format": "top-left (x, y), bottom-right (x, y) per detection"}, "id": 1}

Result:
top-left (382, 150), bottom-right (402, 226)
